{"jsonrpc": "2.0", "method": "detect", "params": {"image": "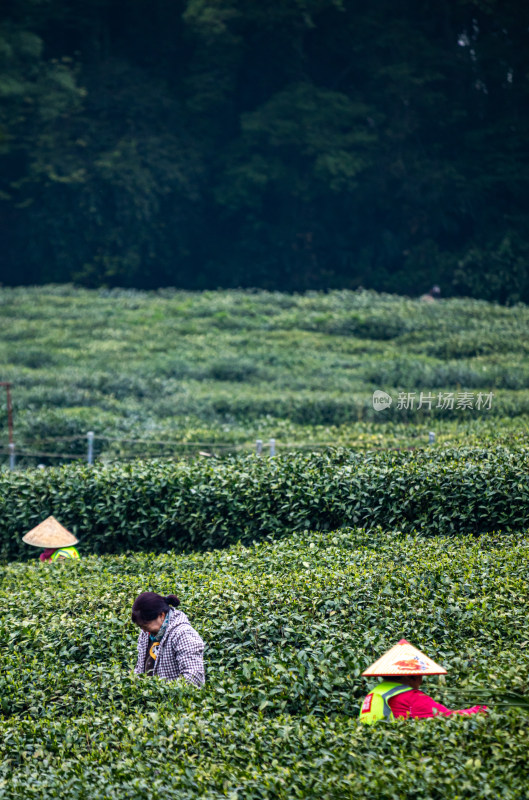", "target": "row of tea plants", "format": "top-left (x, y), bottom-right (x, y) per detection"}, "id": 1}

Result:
top-left (0, 445), bottom-right (528, 560)
top-left (1, 286), bottom-right (528, 465)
